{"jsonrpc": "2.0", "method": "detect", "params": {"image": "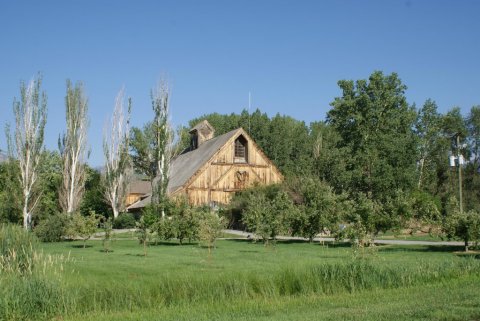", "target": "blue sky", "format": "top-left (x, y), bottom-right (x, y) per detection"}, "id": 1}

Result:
top-left (0, 0), bottom-right (479, 166)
